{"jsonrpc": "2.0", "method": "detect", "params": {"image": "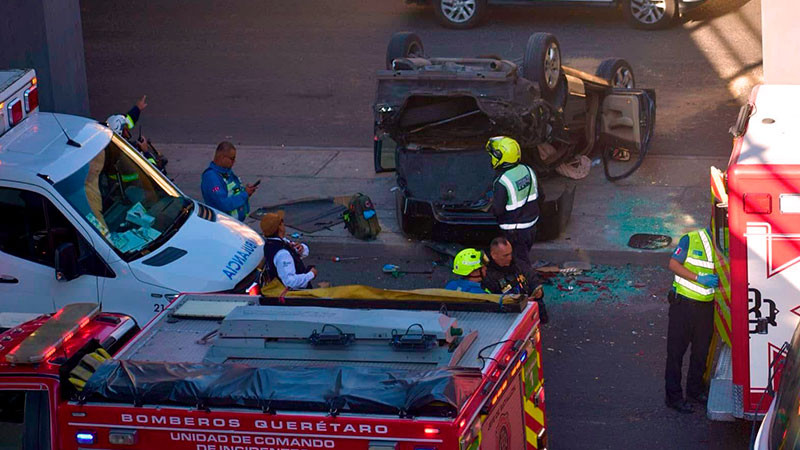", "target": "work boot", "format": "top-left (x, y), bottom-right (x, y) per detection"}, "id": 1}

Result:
top-left (665, 399), bottom-right (694, 414)
top-left (688, 392), bottom-right (708, 404)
